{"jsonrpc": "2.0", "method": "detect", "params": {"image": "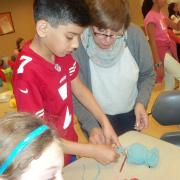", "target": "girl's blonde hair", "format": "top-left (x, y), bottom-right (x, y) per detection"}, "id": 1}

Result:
top-left (87, 0), bottom-right (130, 32)
top-left (0, 112), bottom-right (61, 180)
